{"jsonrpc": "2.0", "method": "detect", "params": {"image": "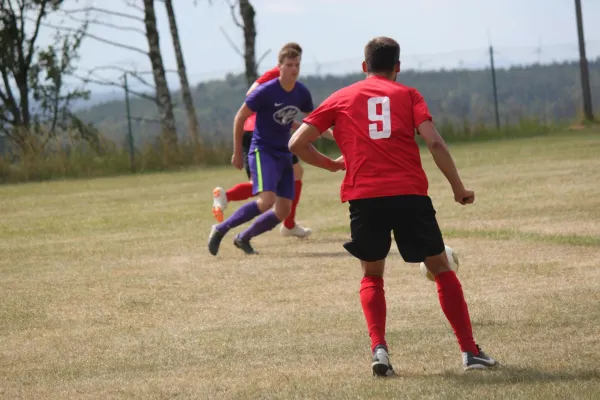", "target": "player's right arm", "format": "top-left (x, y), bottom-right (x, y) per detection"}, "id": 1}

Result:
top-left (232, 84), bottom-right (268, 168)
top-left (232, 103), bottom-right (254, 169)
top-left (411, 89), bottom-right (473, 204)
top-left (245, 81), bottom-right (260, 97)
top-left (417, 120), bottom-right (474, 205)
top-left (245, 67), bottom-right (280, 96)
top-left (410, 89), bottom-right (475, 204)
